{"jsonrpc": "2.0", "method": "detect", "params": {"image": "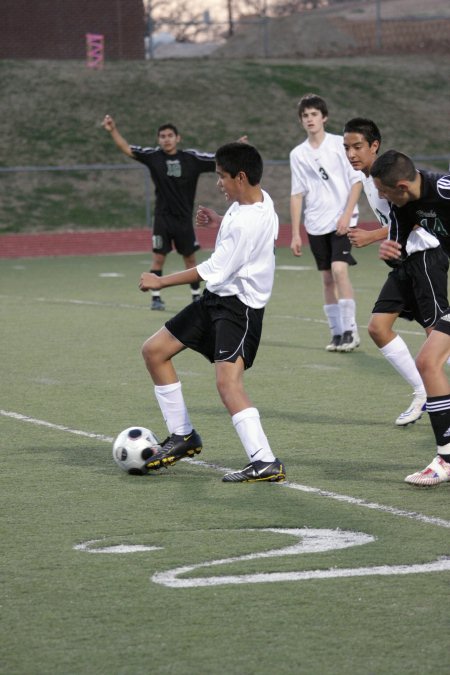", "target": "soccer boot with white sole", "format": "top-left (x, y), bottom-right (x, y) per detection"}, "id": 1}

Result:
top-left (338, 330), bottom-right (360, 352)
top-left (326, 335), bottom-right (341, 352)
top-left (395, 392), bottom-right (427, 426)
top-left (405, 455), bottom-right (450, 486)
top-left (151, 296), bottom-right (165, 311)
top-left (145, 430), bottom-right (202, 470)
top-left (222, 458), bottom-right (286, 483)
